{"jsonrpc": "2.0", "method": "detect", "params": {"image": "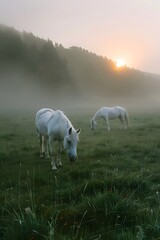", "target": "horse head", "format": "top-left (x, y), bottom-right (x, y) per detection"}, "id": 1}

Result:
top-left (63, 127), bottom-right (81, 162)
top-left (91, 119), bottom-right (96, 130)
